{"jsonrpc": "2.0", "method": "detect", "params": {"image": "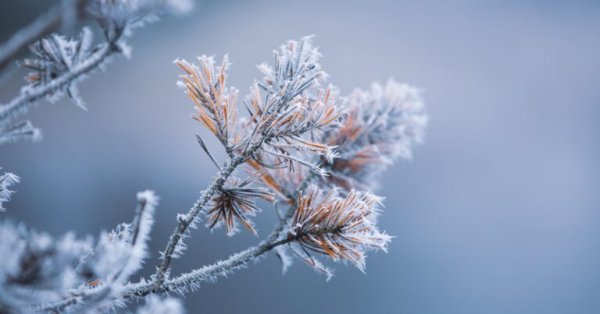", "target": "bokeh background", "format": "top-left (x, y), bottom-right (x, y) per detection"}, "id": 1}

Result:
top-left (2, 1), bottom-right (600, 313)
